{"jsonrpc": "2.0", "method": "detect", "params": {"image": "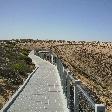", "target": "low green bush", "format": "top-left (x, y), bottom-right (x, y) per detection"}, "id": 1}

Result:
top-left (19, 54), bottom-right (32, 65)
top-left (11, 62), bottom-right (27, 75)
top-left (25, 57), bottom-right (32, 64)
top-left (21, 48), bottom-right (29, 56)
